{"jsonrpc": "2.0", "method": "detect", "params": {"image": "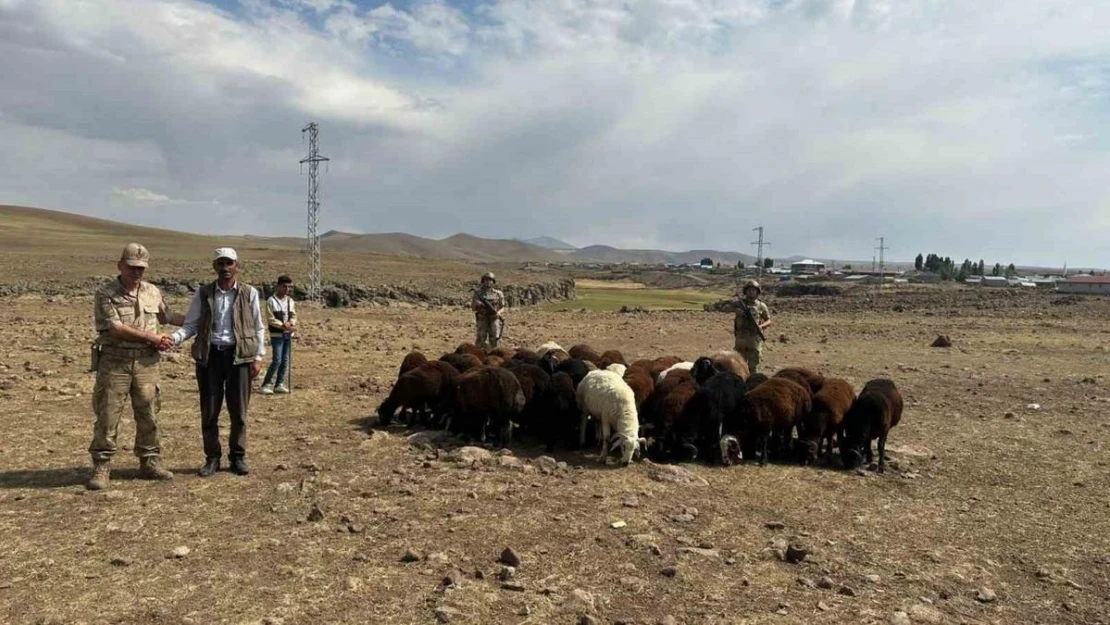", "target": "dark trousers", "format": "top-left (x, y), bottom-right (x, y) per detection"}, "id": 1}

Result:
top-left (197, 346), bottom-right (251, 460)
